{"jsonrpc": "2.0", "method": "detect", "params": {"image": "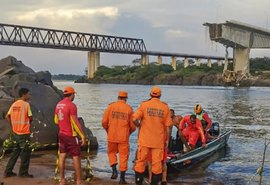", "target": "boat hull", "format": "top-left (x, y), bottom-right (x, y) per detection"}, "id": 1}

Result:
top-left (167, 130), bottom-right (231, 172)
